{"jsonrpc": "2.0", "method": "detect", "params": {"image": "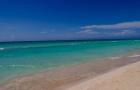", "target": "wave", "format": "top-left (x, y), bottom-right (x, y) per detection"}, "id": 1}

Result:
top-left (0, 43), bottom-right (83, 50)
top-left (109, 56), bottom-right (121, 60)
top-left (0, 48), bottom-right (5, 51)
top-left (128, 54), bottom-right (140, 58)
top-left (8, 64), bottom-right (35, 68)
top-left (0, 64), bottom-right (35, 68)
top-left (111, 41), bottom-right (118, 42)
